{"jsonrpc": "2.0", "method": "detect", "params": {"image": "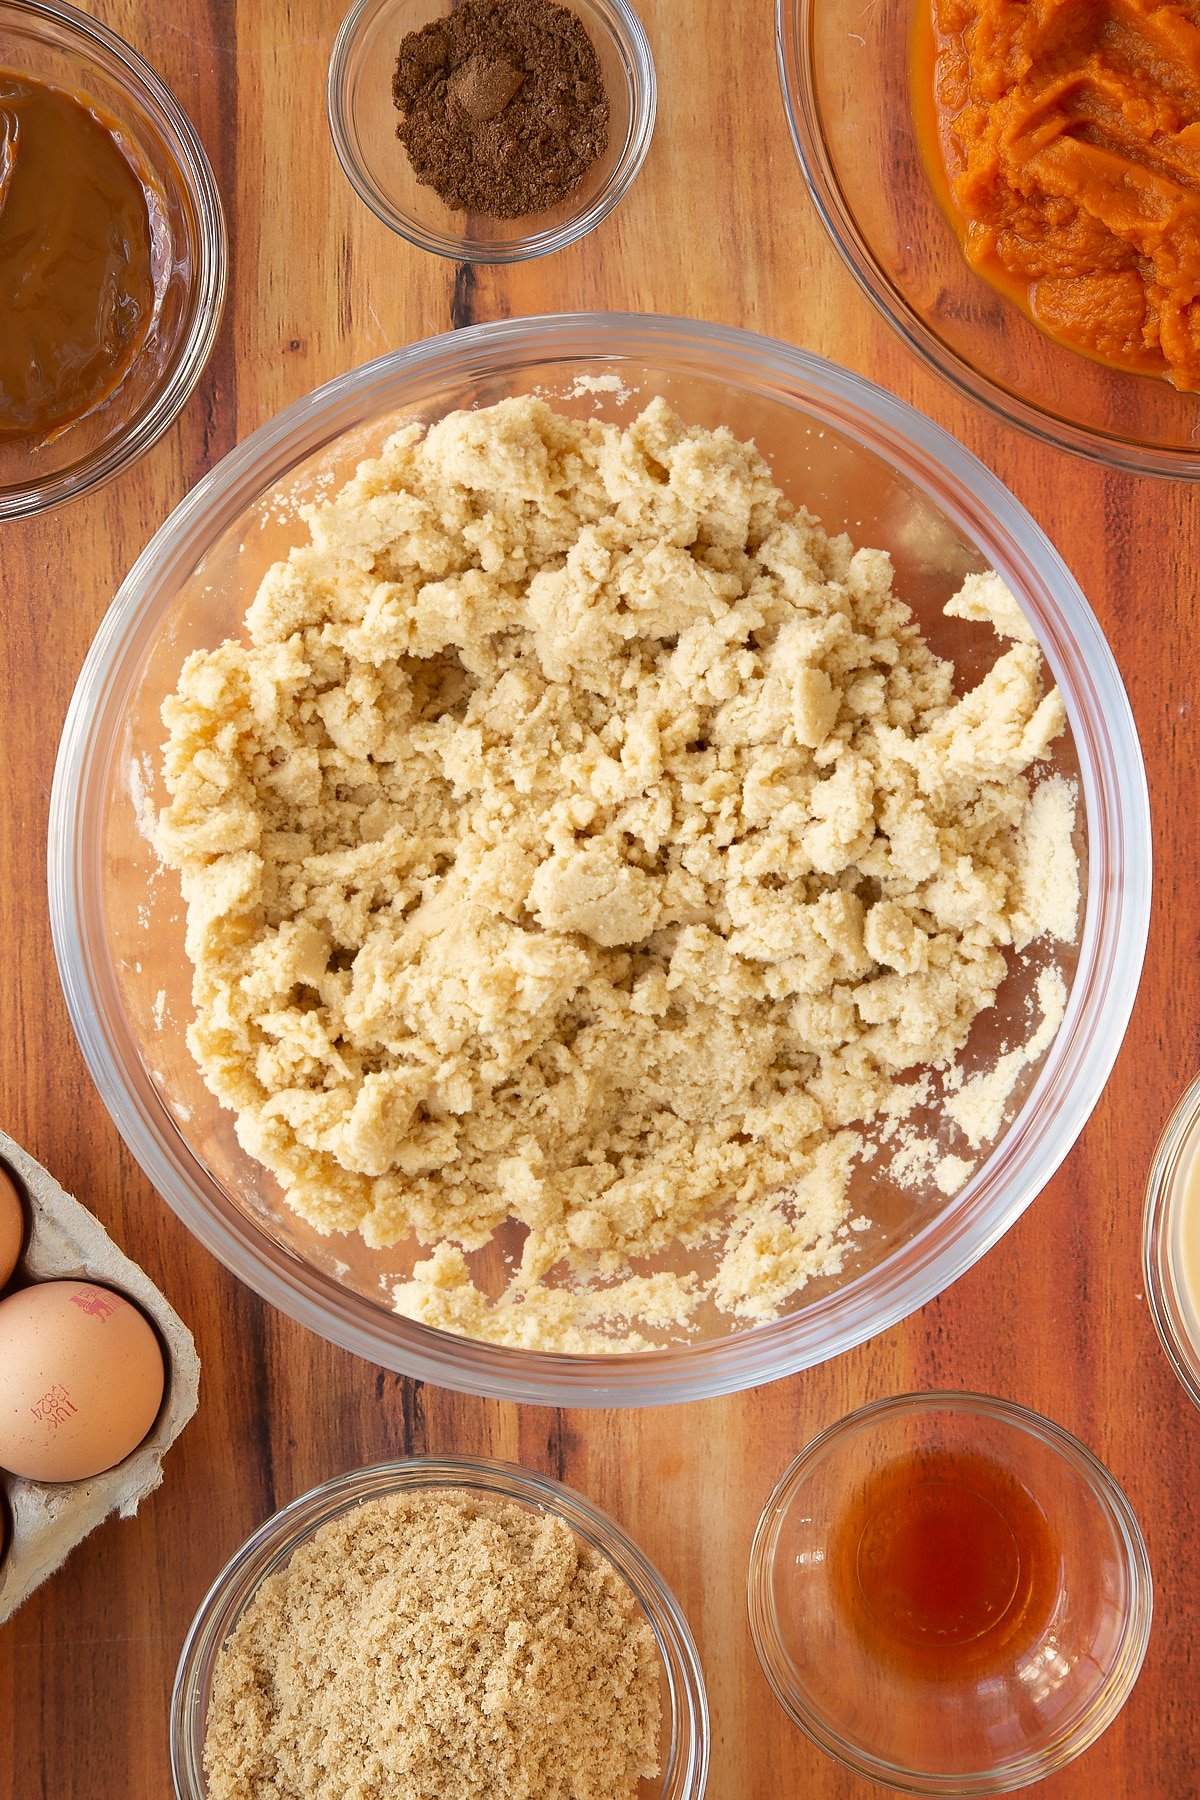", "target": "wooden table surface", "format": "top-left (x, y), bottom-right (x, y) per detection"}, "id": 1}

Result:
top-left (1, 2), bottom-right (1195, 1795)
